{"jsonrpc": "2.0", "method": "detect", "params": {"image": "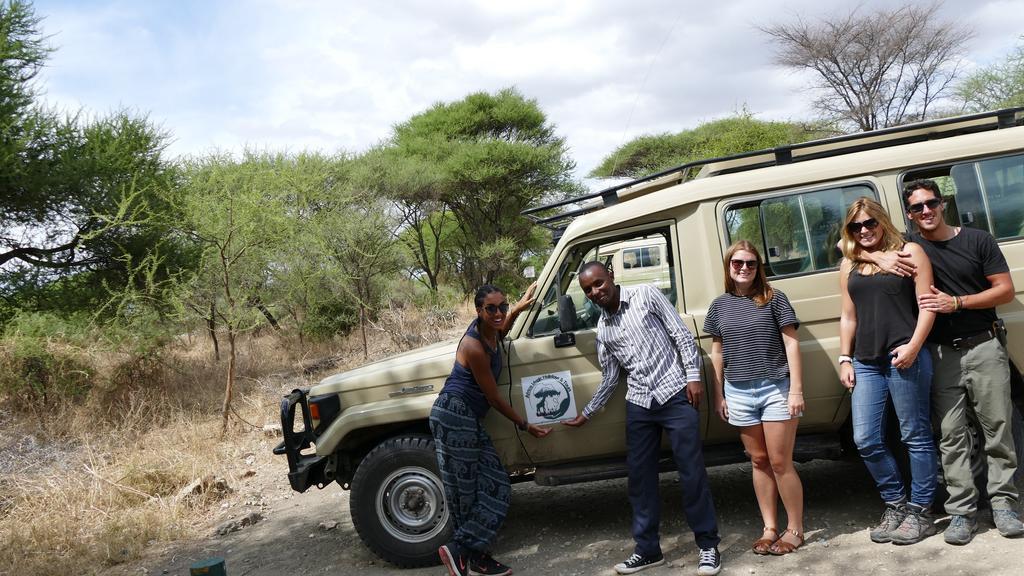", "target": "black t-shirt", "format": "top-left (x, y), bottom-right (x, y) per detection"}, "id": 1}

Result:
top-left (910, 227), bottom-right (1009, 344)
top-left (847, 268), bottom-right (918, 360)
top-left (703, 290), bottom-right (799, 381)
